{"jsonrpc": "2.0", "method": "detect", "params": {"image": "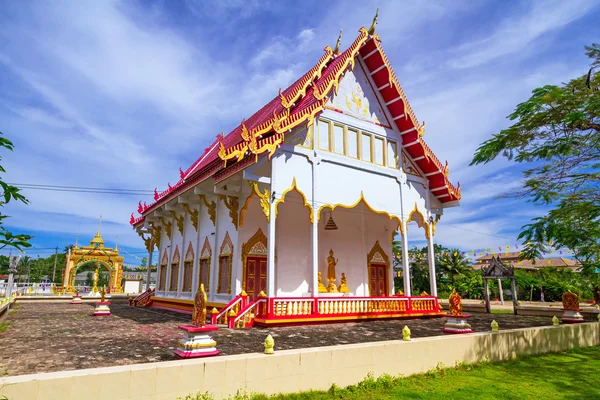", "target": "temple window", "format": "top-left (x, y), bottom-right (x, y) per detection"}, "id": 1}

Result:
top-left (318, 119), bottom-right (331, 151)
top-left (158, 264), bottom-right (167, 290)
top-left (333, 124), bottom-right (345, 155)
top-left (170, 262), bottom-right (179, 291)
top-left (346, 128), bottom-right (359, 159)
top-left (182, 260), bottom-right (193, 292)
top-left (373, 136), bottom-right (385, 165)
top-left (360, 133), bottom-right (372, 162)
top-left (218, 255), bottom-right (231, 293)
top-left (199, 258), bottom-right (210, 292)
